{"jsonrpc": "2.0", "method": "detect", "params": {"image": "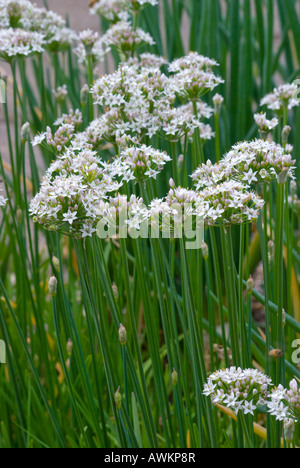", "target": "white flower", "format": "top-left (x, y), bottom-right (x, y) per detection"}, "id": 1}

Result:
top-left (203, 367), bottom-right (272, 416)
top-left (63, 209), bottom-right (78, 225)
top-left (0, 28), bottom-right (45, 60)
top-left (29, 147), bottom-right (122, 238)
top-left (168, 52), bottom-right (224, 101)
top-left (260, 84), bottom-right (300, 111)
top-left (268, 379), bottom-right (300, 422)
